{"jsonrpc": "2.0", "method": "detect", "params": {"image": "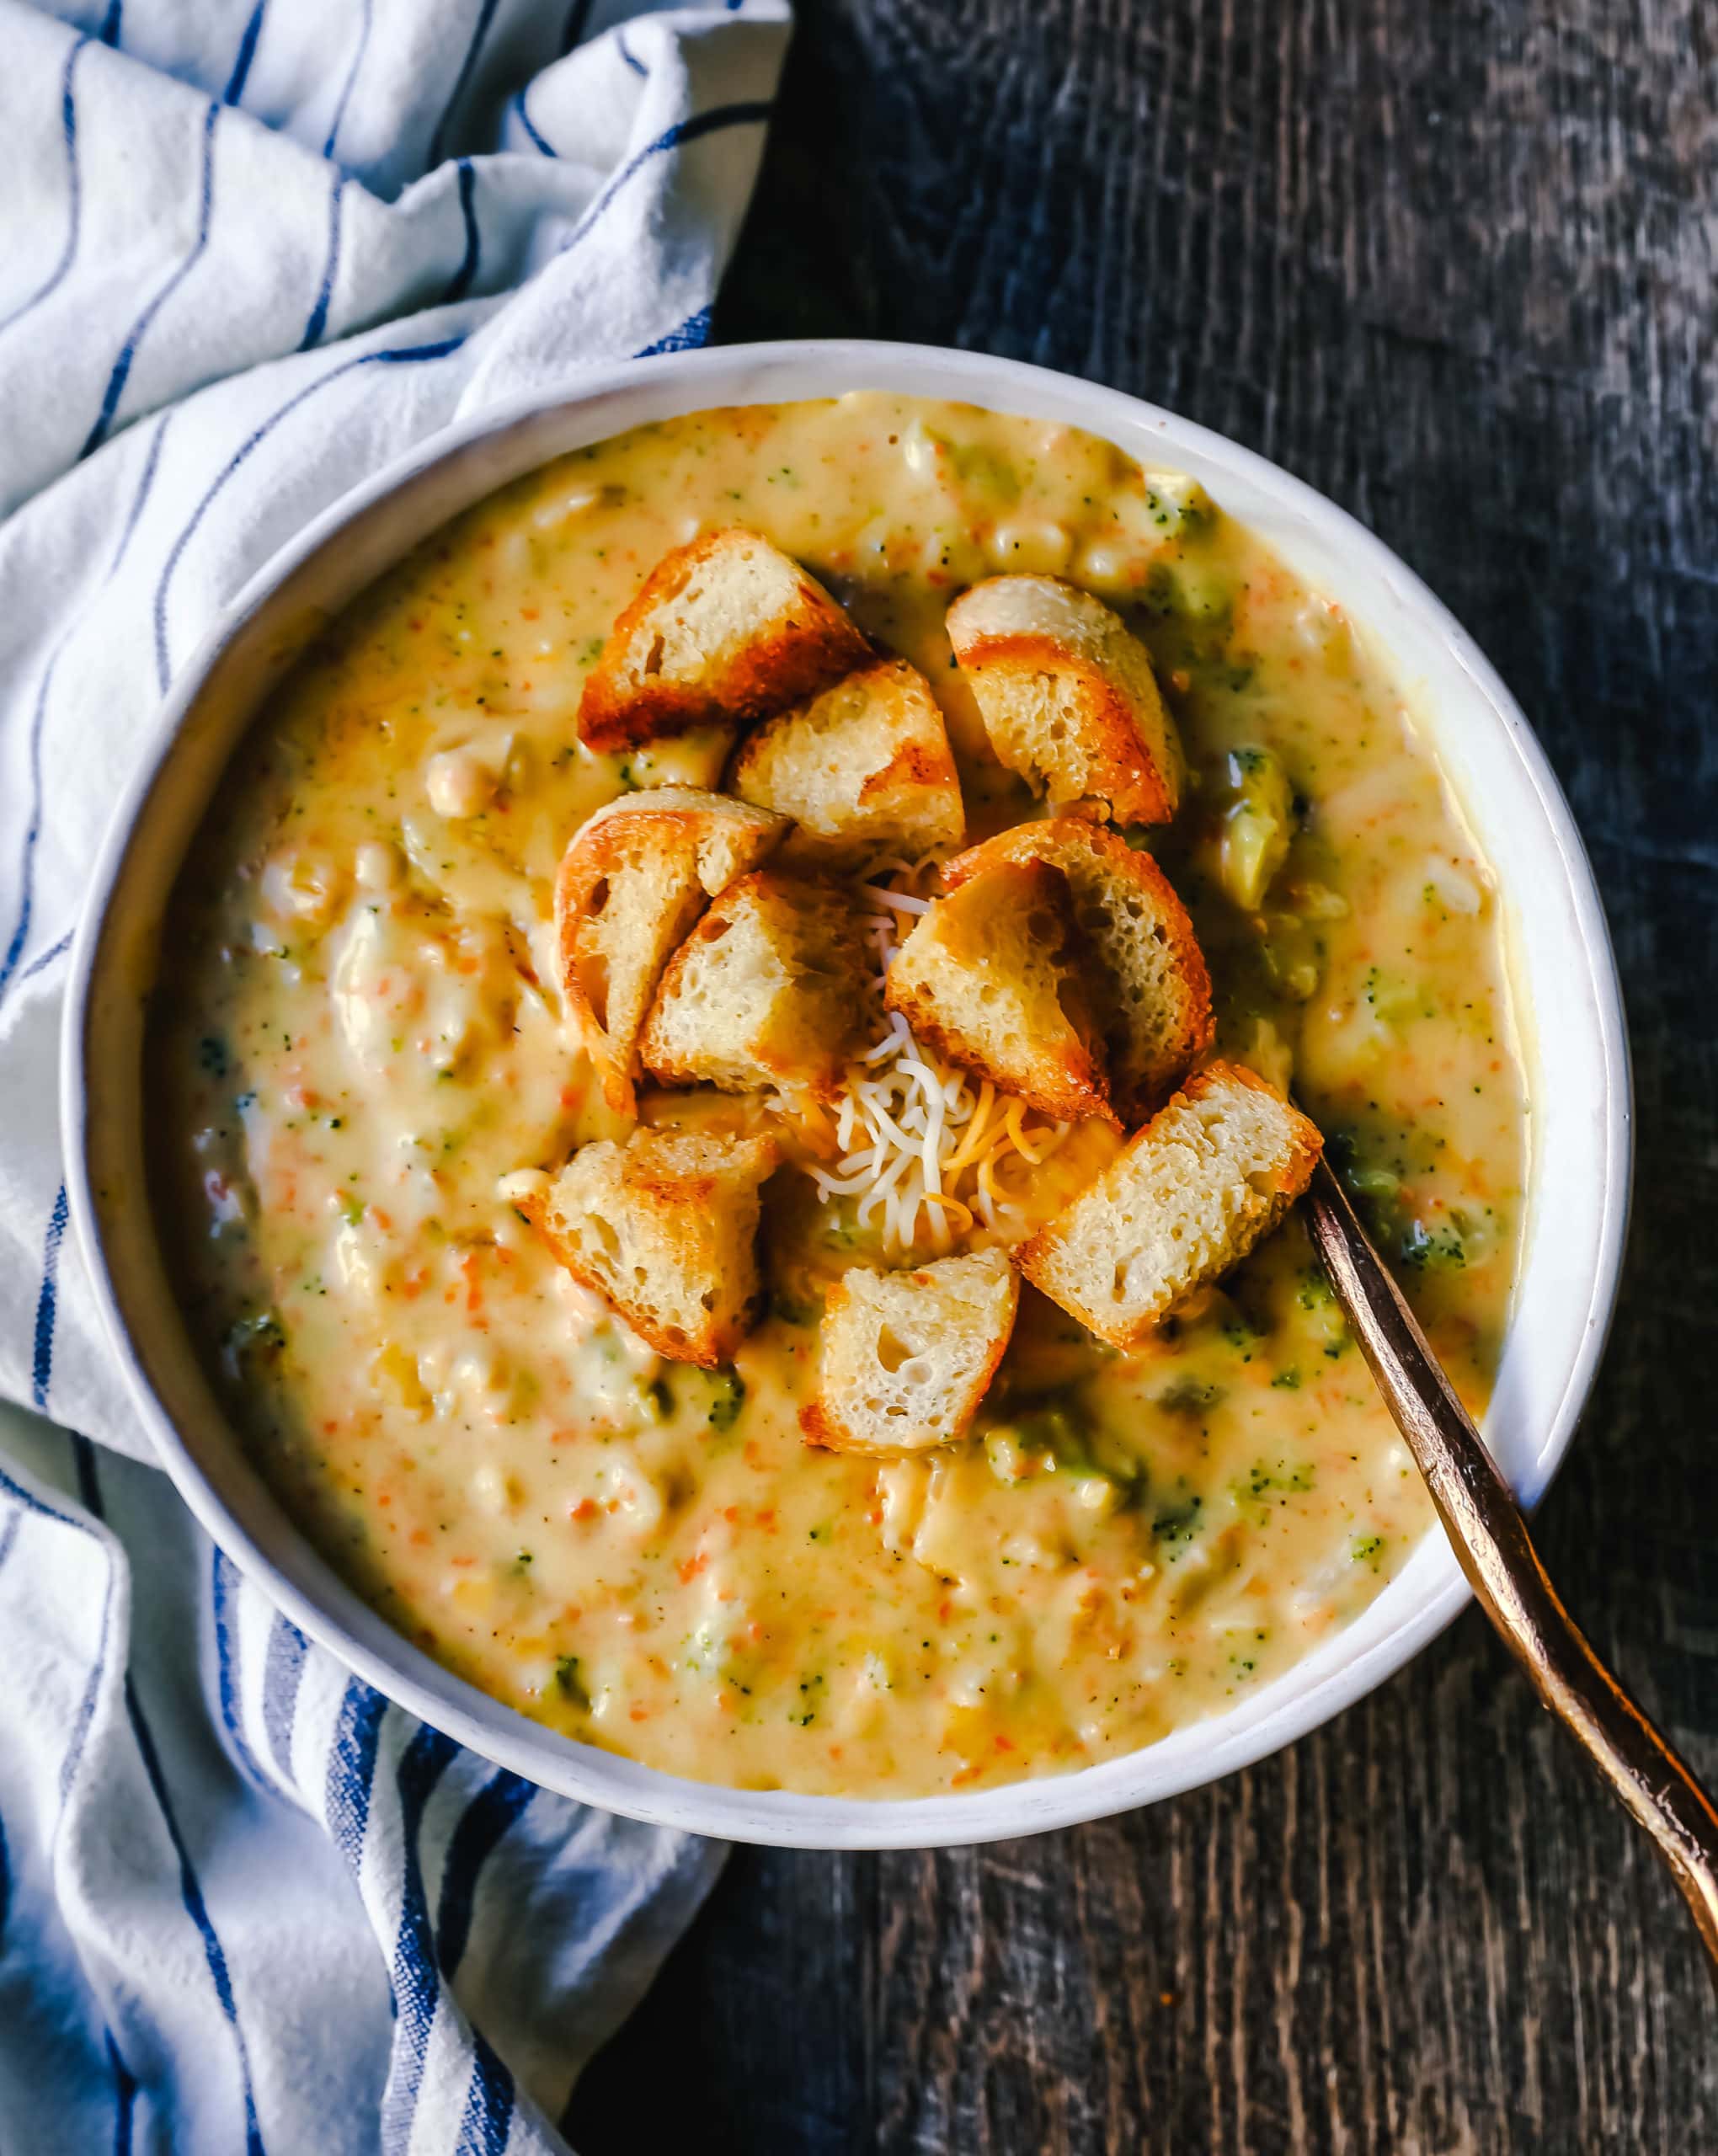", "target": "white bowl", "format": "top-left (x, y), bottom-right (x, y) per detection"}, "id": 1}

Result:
top-left (62, 341), bottom-right (1630, 1849)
